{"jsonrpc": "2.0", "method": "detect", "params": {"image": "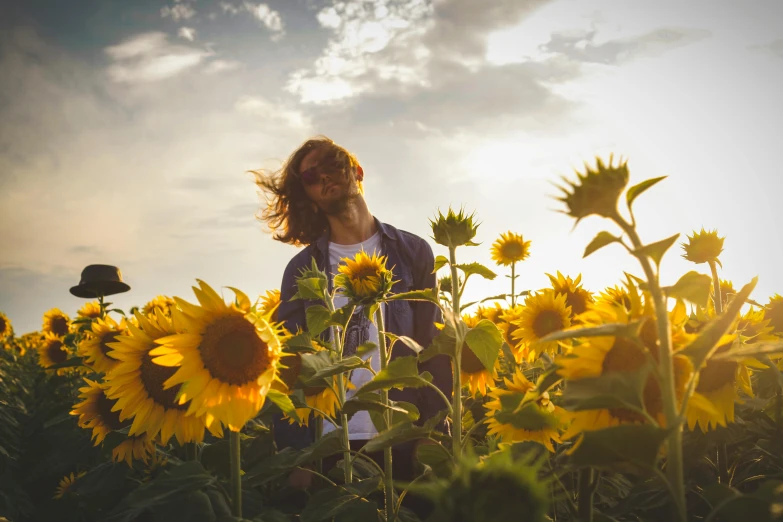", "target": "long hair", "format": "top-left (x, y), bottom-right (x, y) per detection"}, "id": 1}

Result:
top-left (253, 136), bottom-right (361, 246)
